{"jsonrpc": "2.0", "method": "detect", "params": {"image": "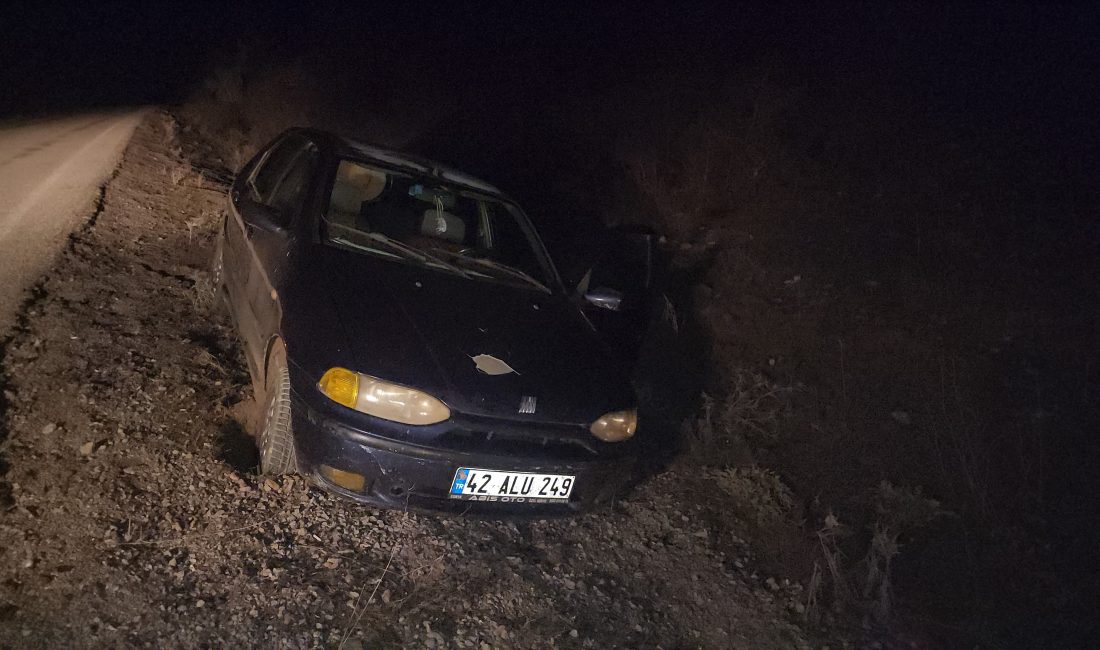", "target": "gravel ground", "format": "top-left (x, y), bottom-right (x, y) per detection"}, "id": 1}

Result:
top-left (0, 113), bottom-right (837, 648)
